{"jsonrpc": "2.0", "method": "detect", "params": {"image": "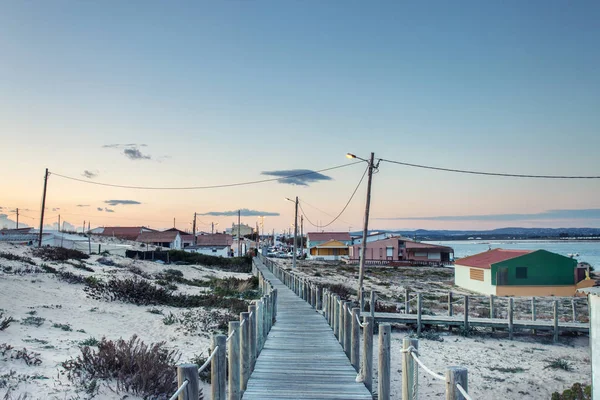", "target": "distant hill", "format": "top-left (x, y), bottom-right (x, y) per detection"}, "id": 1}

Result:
top-left (349, 227), bottom-right (600, 241)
